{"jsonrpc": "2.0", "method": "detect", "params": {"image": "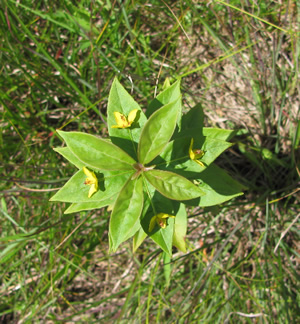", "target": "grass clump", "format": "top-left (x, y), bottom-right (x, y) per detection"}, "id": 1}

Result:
top-left (0, 0), bottom-right (299, 323)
